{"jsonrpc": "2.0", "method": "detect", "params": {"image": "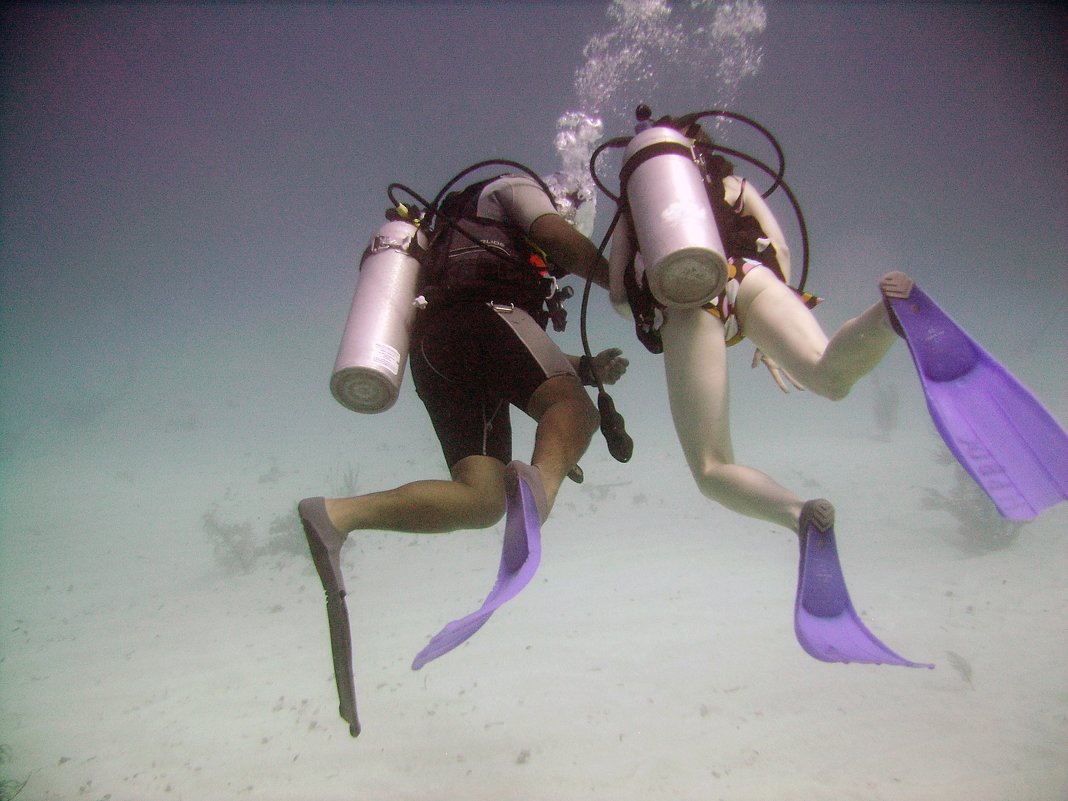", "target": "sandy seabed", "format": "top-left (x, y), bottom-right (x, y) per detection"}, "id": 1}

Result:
top-left (2, 387), bottom-right (1066, 801)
